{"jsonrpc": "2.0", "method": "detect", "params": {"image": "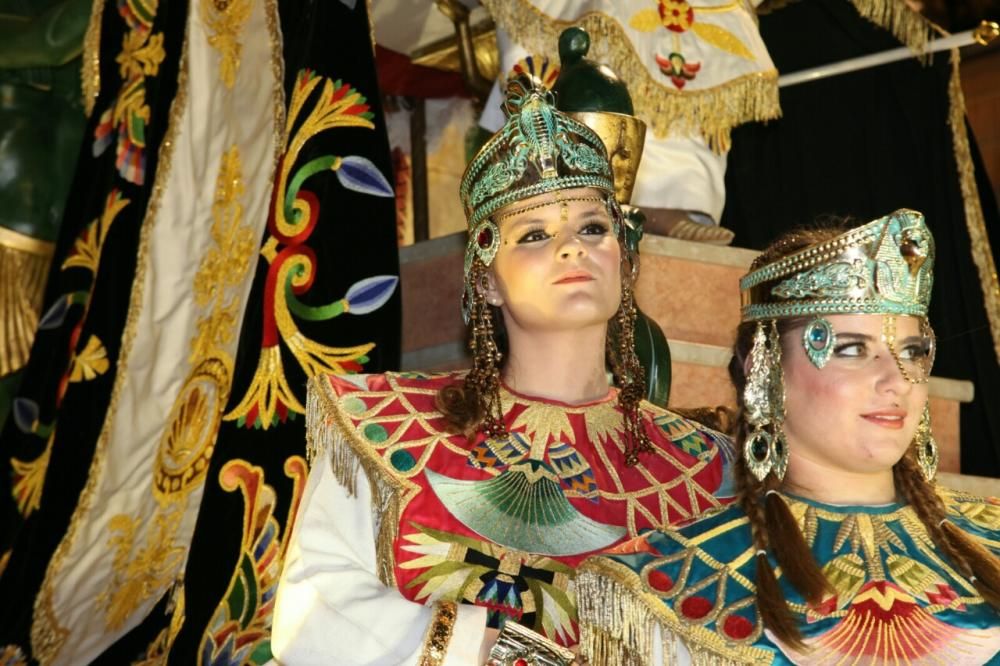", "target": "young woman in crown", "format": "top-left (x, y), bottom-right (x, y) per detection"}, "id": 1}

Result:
top-left (269, 75), bottom-right (732, 665)
top-left (577, 211), bottom-right (1000, 664)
